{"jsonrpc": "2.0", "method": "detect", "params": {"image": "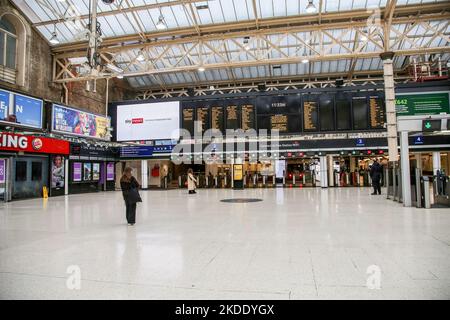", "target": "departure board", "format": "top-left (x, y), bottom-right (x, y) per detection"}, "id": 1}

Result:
top-left (182, 107), bottom-right (194, 134)
top-left (271, 114), bottom-right (288, 132)
top-left (336, 99), bottom-right (351, 130)
top-left (369, 96), bottom-right (386, 129)
top-left (352, 97), bottom-right (369, 130)
top-left (226, 105), bottom-right (240, 130)
top-left (319, 96), bottom-right (335, 131)
top-left (241, 105), bottom-right (255, 130)
top-left (196, 107), bottom-right (210, 133)
top-left (211, 106), bottom-right (224, 132)
top-left (303, 100), bottom-right (319, 131)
